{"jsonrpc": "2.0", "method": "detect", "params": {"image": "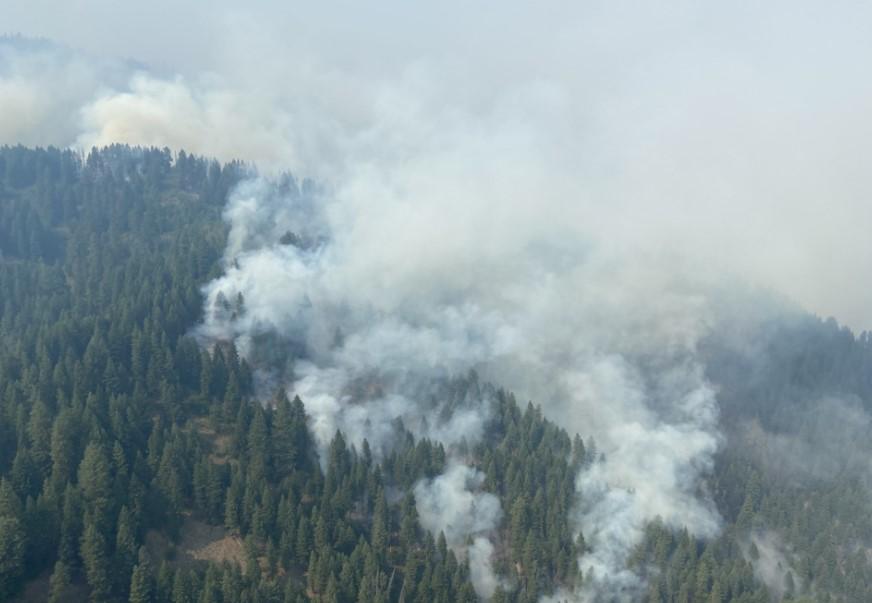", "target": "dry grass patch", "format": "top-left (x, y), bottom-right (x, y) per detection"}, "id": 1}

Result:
top-left (146, 515), bottom-right (246, 570)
